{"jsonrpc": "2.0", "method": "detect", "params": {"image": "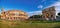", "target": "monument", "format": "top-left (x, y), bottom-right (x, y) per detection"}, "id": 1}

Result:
top-left (42, 6), bottom-right (56, 20)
